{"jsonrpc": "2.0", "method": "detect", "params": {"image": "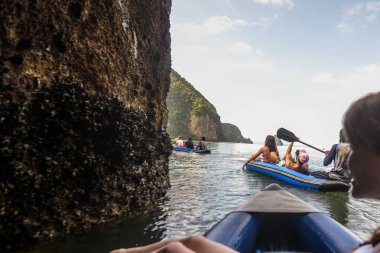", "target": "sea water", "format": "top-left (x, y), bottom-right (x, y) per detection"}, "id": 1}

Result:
top-left (19, 142), bottom-right (380, 253)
